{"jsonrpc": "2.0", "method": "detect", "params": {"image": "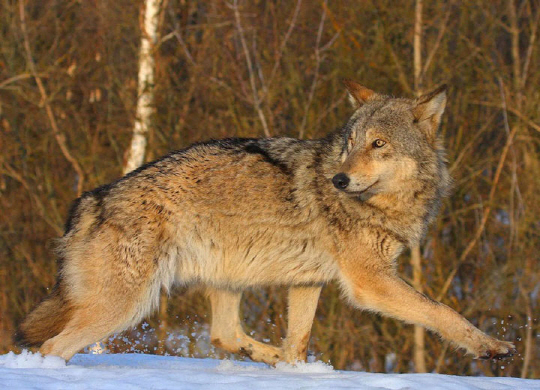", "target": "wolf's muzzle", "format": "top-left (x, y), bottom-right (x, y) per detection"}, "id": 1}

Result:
top-left (332, 173), bottom-right (350, 190)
